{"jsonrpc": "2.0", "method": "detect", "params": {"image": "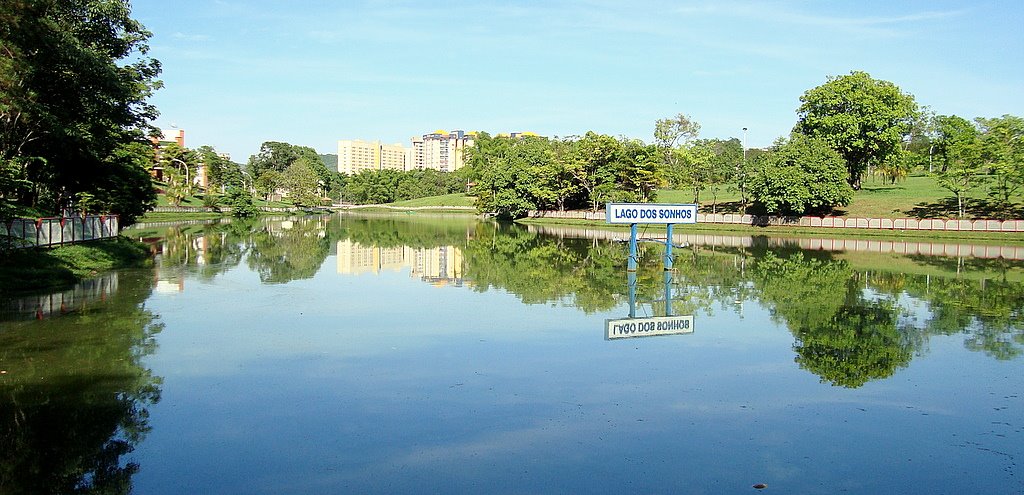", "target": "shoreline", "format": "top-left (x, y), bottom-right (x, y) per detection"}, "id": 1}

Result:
top-left (0, 236), bottom-right (152, 296)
